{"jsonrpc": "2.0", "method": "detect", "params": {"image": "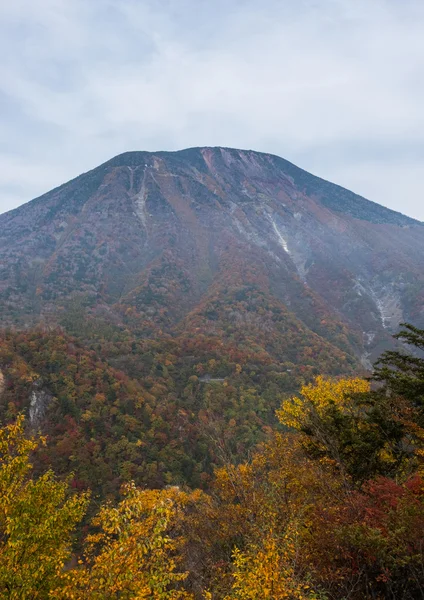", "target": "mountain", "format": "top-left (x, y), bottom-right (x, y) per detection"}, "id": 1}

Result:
top-left (1, 147), bottom-right (423, 360)
top-left (1, 147), bottom-right (424, 492)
